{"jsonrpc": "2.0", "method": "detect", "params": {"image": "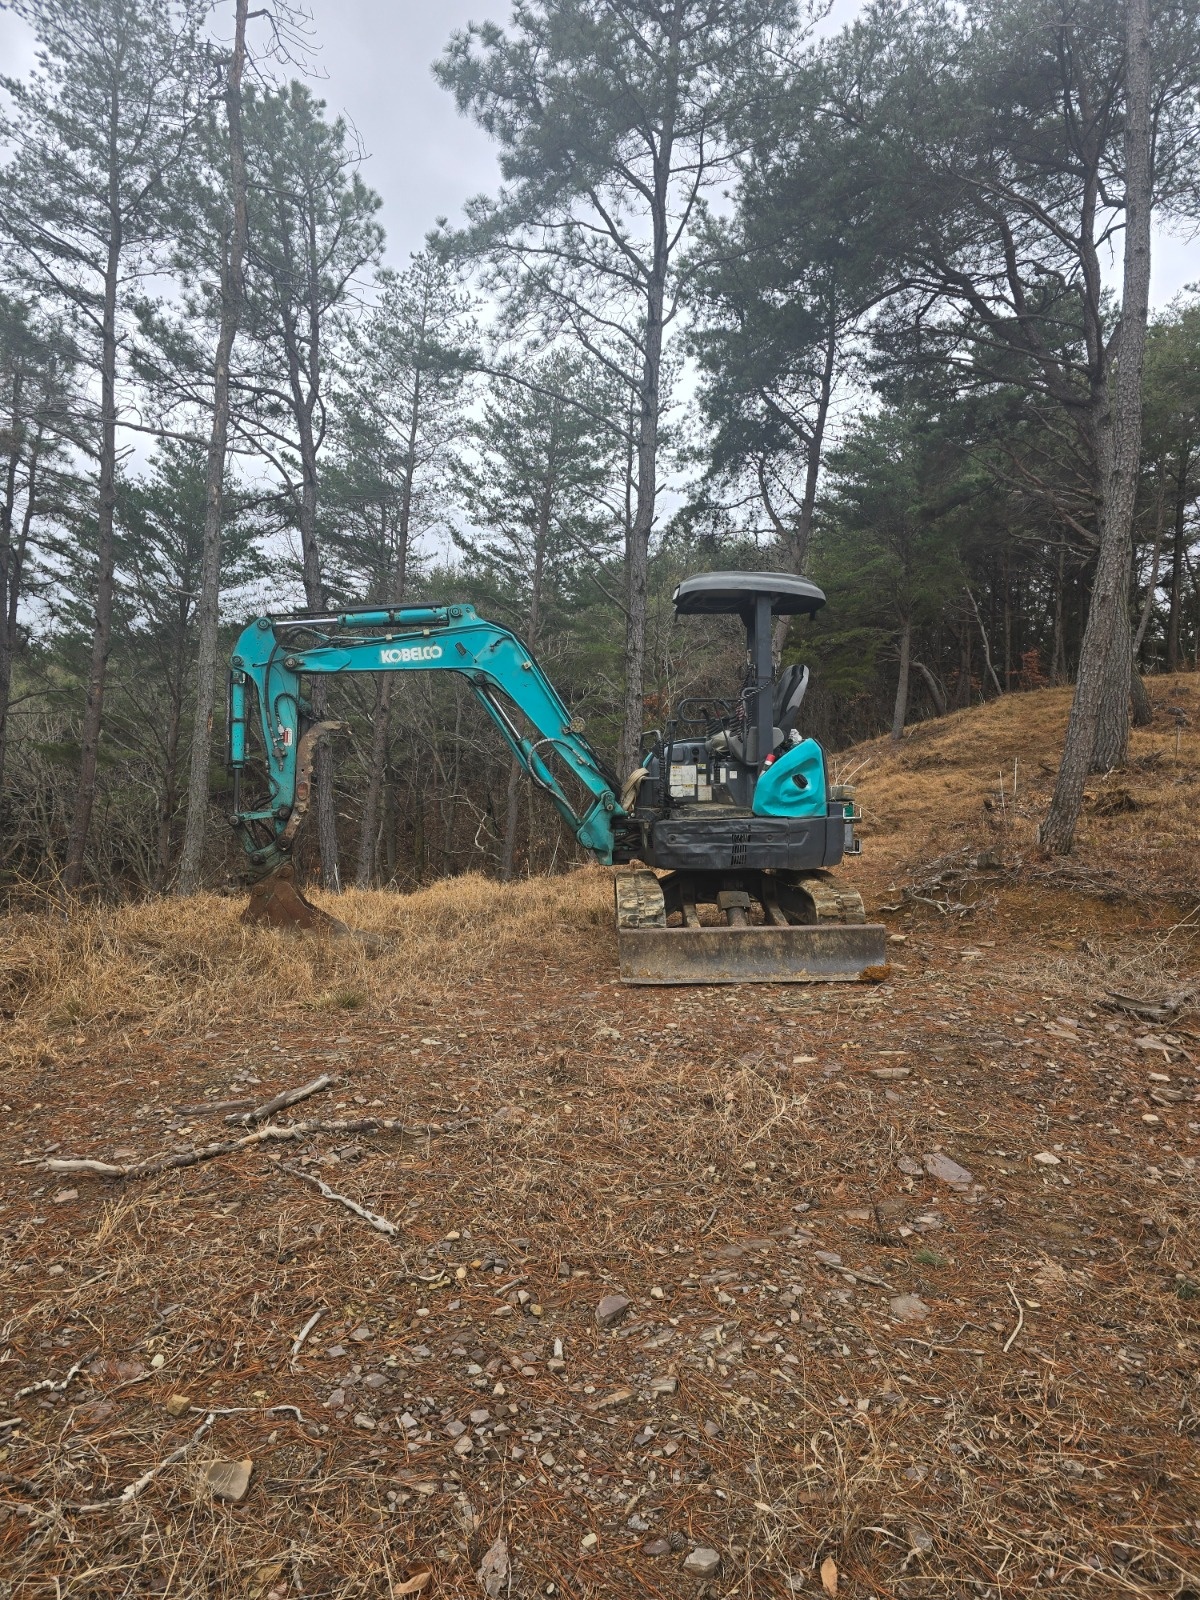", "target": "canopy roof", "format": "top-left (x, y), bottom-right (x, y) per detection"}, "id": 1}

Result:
top-left (673, 571), bottom-right (826, 620)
